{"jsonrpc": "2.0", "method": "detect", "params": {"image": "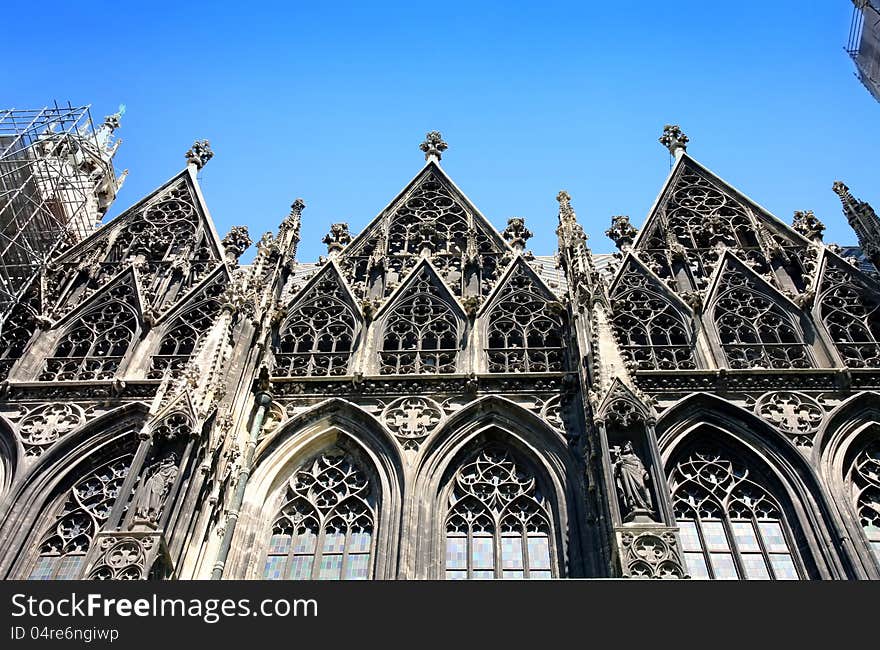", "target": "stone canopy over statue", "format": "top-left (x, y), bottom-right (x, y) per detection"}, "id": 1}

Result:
top-left (611, 442), bottom-right (655, 522)
top-left (134, 453), bottom-right (179, 526)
